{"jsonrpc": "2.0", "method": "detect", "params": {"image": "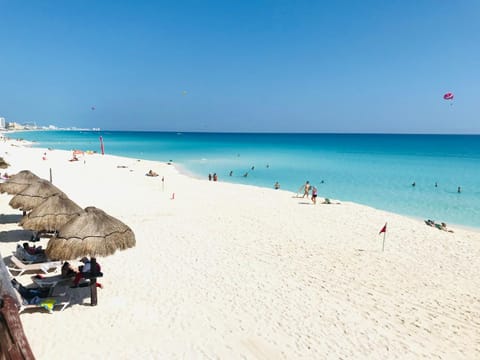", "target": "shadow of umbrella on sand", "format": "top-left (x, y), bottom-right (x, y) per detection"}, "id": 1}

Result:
top-left (19, 193), bottom-right (83, 234)
top-left (8, 179), bottom-right (65, 213)
top-left (0, 170), bottom-right (41, 195)
top-left (46, 206), bottom-right (136, 306)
